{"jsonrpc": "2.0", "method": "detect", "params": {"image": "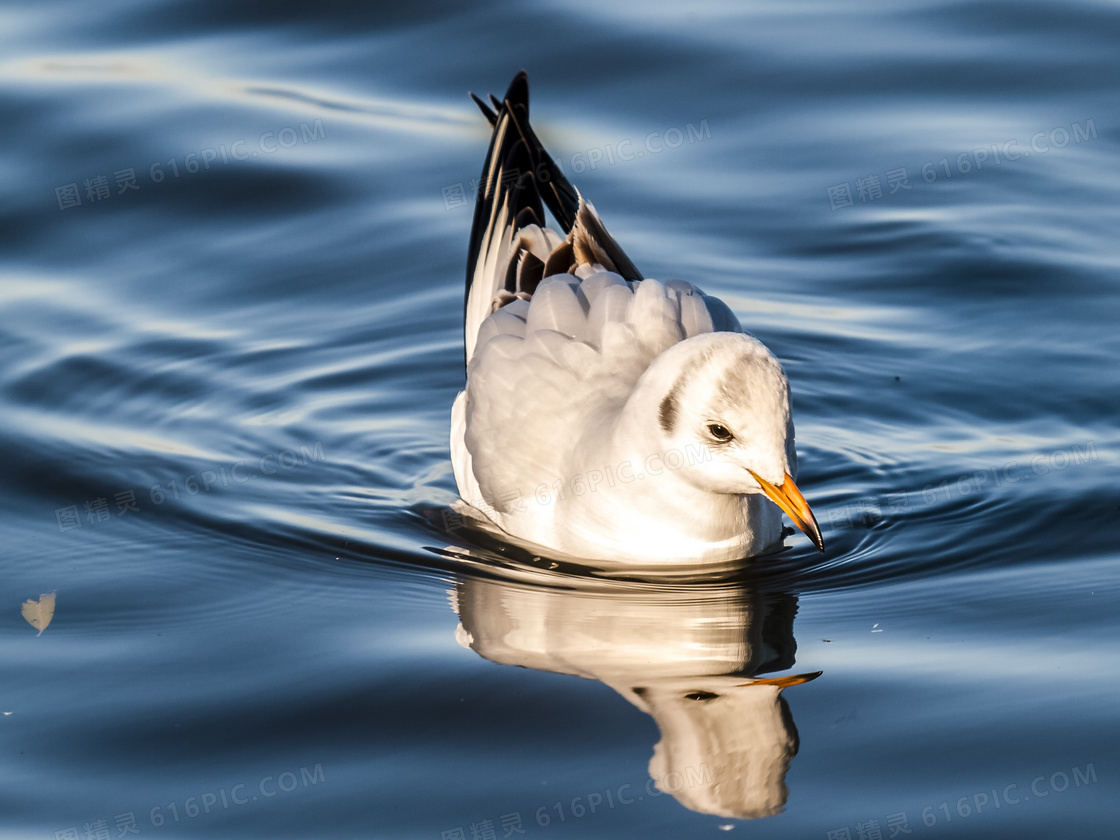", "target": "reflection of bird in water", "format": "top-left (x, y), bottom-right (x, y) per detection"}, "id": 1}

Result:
top-left (634, 673), bottom-right (814, 819)
top-left (448, 559), bottom-right (819, 819)
top-left (450, 71), bottom-right (823, 568)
